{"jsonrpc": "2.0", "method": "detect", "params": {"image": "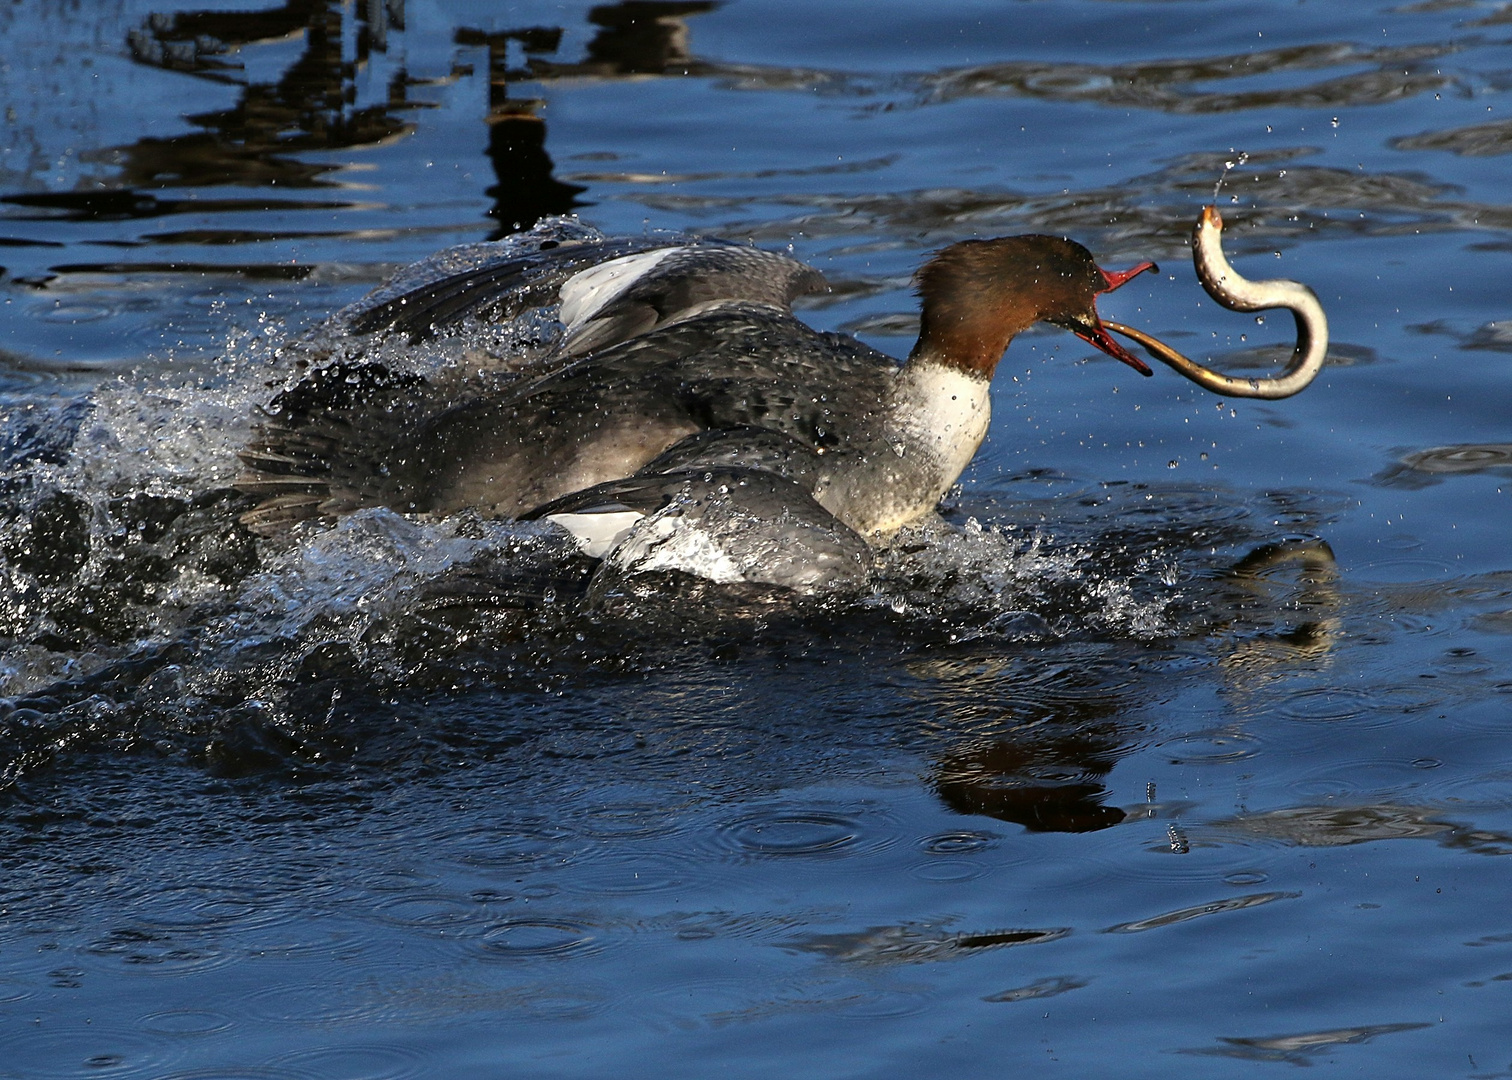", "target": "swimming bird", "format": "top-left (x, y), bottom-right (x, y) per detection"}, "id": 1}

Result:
top-left (236, 211), bottom-right (1326, 591)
